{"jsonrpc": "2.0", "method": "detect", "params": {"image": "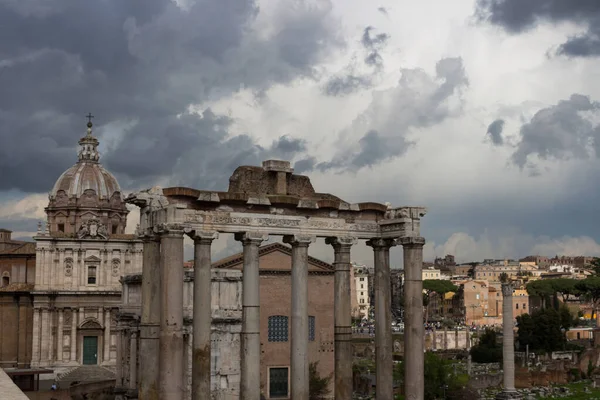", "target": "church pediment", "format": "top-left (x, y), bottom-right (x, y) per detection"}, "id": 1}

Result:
top-left (84, 255), bottom-right (102, 263)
